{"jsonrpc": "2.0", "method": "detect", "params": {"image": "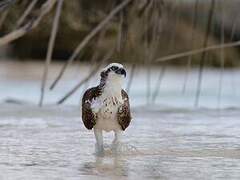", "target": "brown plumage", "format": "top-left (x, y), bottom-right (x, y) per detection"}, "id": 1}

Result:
top-left (81, 86), bottom-right (101, 130)
top-left (81, 86), bottom-right (131, 131)
top-left (117, 90), bottom-right (131, 130)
